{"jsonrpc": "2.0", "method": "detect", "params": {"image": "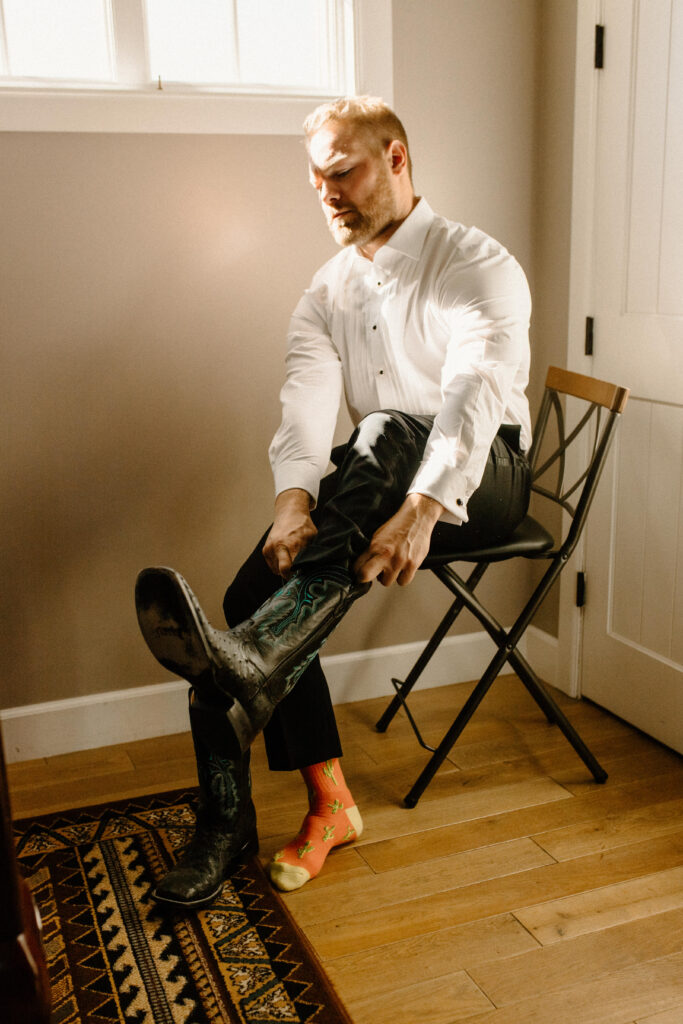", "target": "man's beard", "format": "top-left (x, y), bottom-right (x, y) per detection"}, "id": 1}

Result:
top-left (327, 169), bottom-right (397, 248)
